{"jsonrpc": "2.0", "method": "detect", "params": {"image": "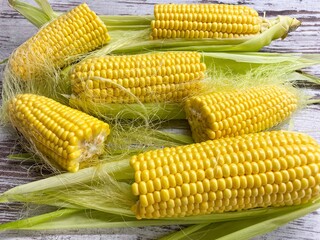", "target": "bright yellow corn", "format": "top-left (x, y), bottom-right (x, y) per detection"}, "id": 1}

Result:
top-left (8, 94), bottom-right (110, 172)
top-left (9, 3), bottom-right (110, 81)
top-left (151, 4), bottom-right (261, 39)
top-left (130, 131), bottom-right (320, 219)
top-left (70, 52), bottom-right (206, 103)
top-left (185, 85), bottom-right (298, 143)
